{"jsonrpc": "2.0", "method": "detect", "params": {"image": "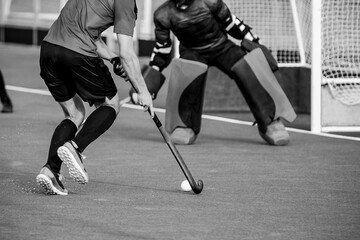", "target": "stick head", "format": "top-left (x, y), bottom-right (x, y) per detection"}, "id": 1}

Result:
top-left (191, 180), bottom-right (203, 194)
